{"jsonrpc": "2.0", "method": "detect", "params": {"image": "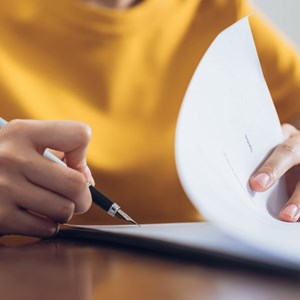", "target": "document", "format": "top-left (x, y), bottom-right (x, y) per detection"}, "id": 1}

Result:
top-left (175, 16), bottom-right (299, 264)
top-left (60, 17), bottom-right (300, 272)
